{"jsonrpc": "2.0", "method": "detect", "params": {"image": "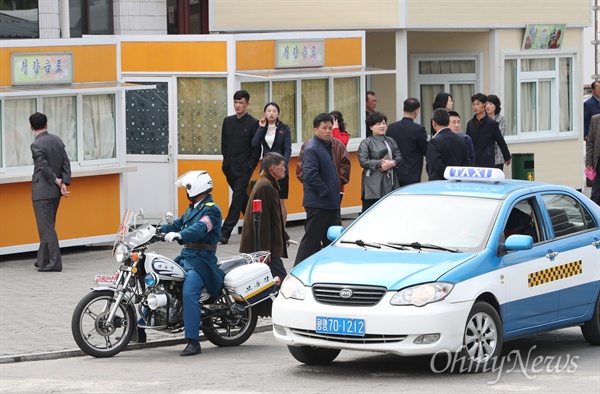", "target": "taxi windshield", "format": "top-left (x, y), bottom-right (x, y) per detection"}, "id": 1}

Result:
top-left (338, 194), bottom-right (501, 252)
